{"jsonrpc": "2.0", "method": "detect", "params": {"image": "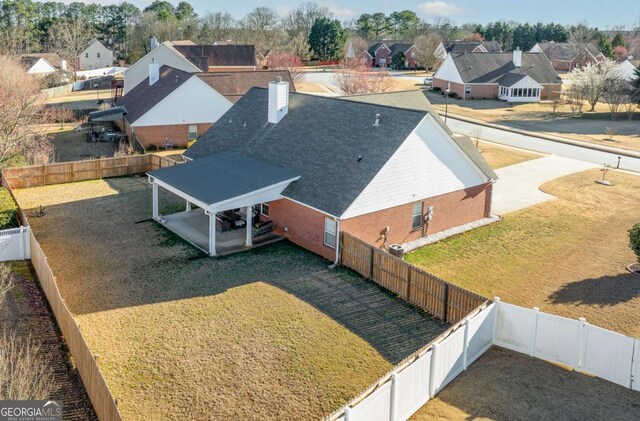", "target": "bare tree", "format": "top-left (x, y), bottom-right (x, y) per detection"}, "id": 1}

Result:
top-left (49, 20), bottom-right (95, 79)
top-left (334, 60), bottom-right (396, 95)
top-left (0, 56), bottom-right (54, 167)
top-left (414, 33), bottom-right (443, 70)
top-left (285, 32), bottom-right (312, 61)
top-left (282, 2), bottom-right (331, 36)
top-left (571, 59), bottom-right (622, 111)
top-left (602, 76), bottom-right (631, 120)
top-left (199, 12), bottom-right (235, 43)
top-left (266, 52), bottom-right (305, 82)
top-left (567, 23), bottom-right (596, 63)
